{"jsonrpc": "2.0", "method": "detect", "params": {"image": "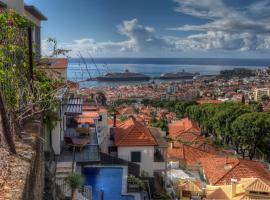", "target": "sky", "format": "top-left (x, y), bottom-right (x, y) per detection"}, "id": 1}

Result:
top-left (25, 0), bottom-right (270, 58)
